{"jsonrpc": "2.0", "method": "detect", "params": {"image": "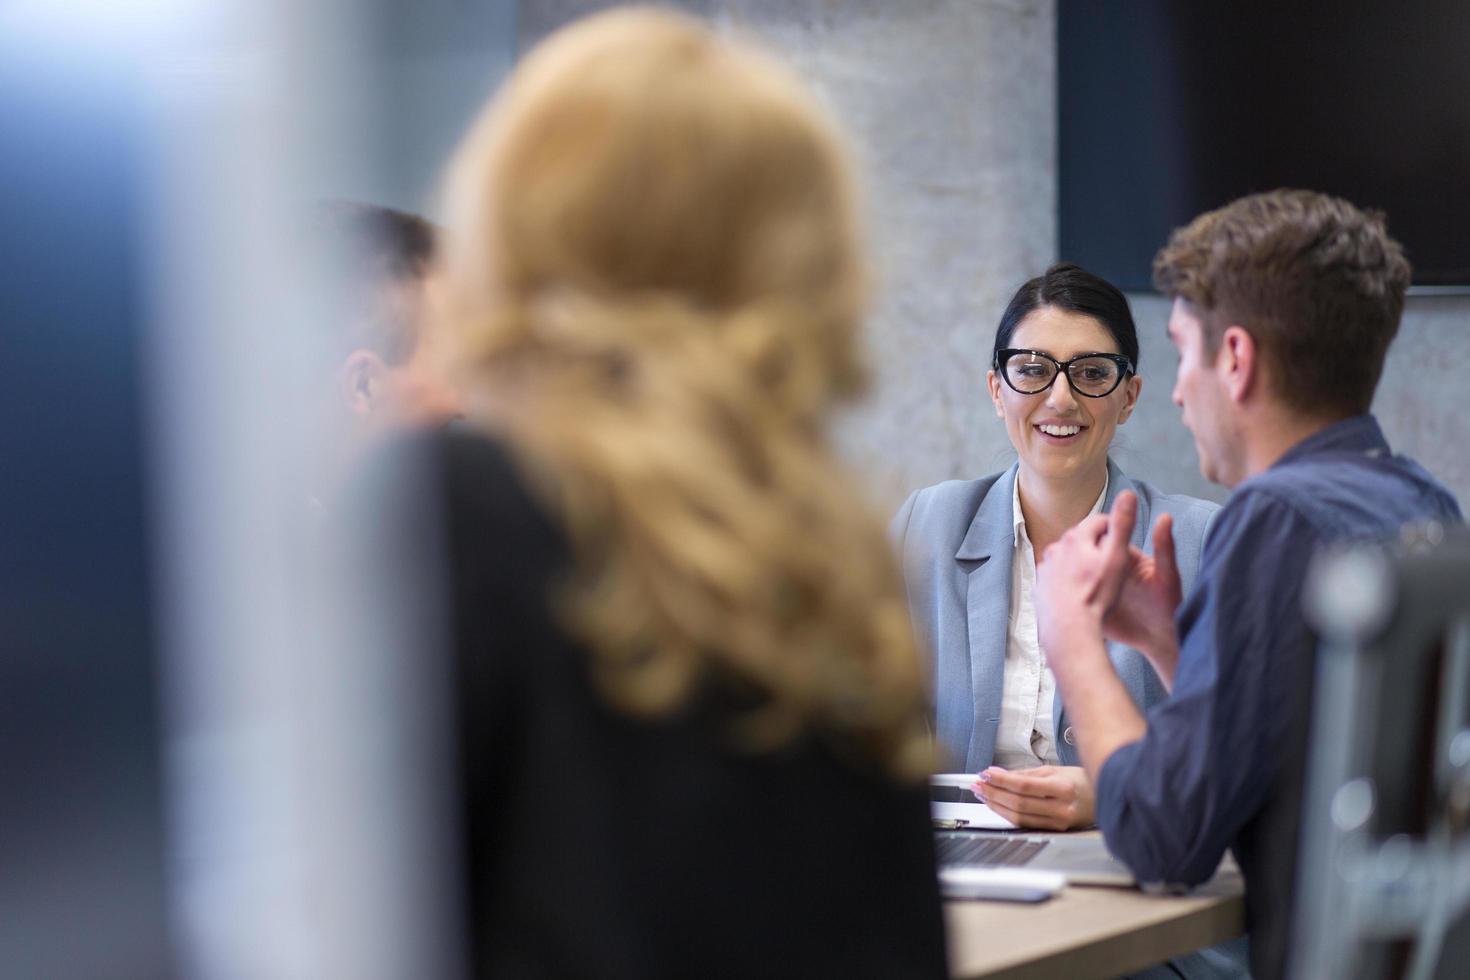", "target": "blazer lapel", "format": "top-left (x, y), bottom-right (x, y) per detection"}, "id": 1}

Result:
top-left (956, 464), bottom-right (1019, 772)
